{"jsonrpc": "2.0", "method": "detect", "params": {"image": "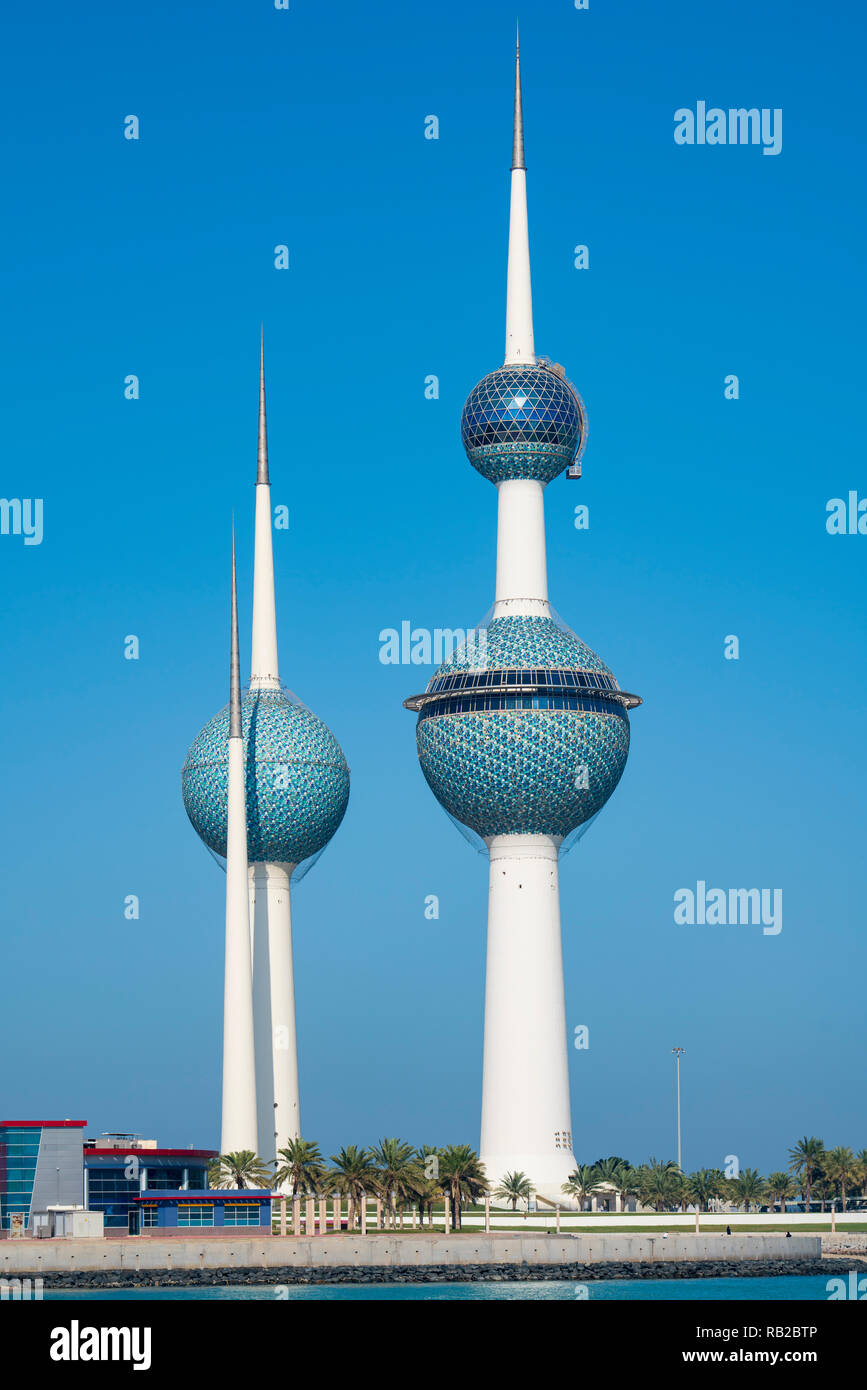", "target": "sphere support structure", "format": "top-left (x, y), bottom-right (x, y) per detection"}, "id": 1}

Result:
top-left (250, 862), bottom-right (300, 1162)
